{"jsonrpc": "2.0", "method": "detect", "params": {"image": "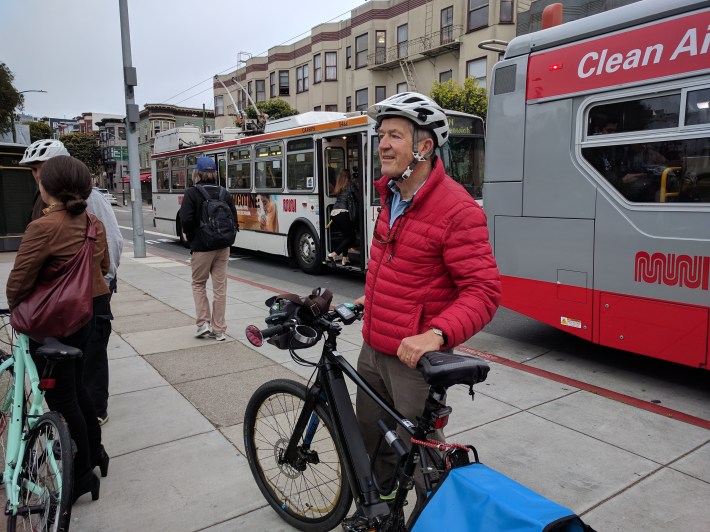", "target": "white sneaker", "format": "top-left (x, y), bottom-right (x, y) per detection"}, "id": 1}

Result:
top-left (195, 322), bottom-right (211, 338)
top-left (211, 332), bottom-right (227, 341)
